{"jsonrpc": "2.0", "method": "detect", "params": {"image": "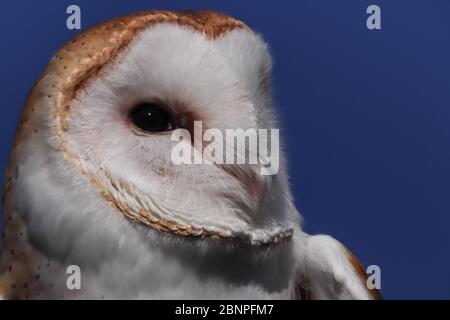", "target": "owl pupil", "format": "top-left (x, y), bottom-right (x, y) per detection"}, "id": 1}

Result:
top-left (129, 103), bottom-right (174, 132)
